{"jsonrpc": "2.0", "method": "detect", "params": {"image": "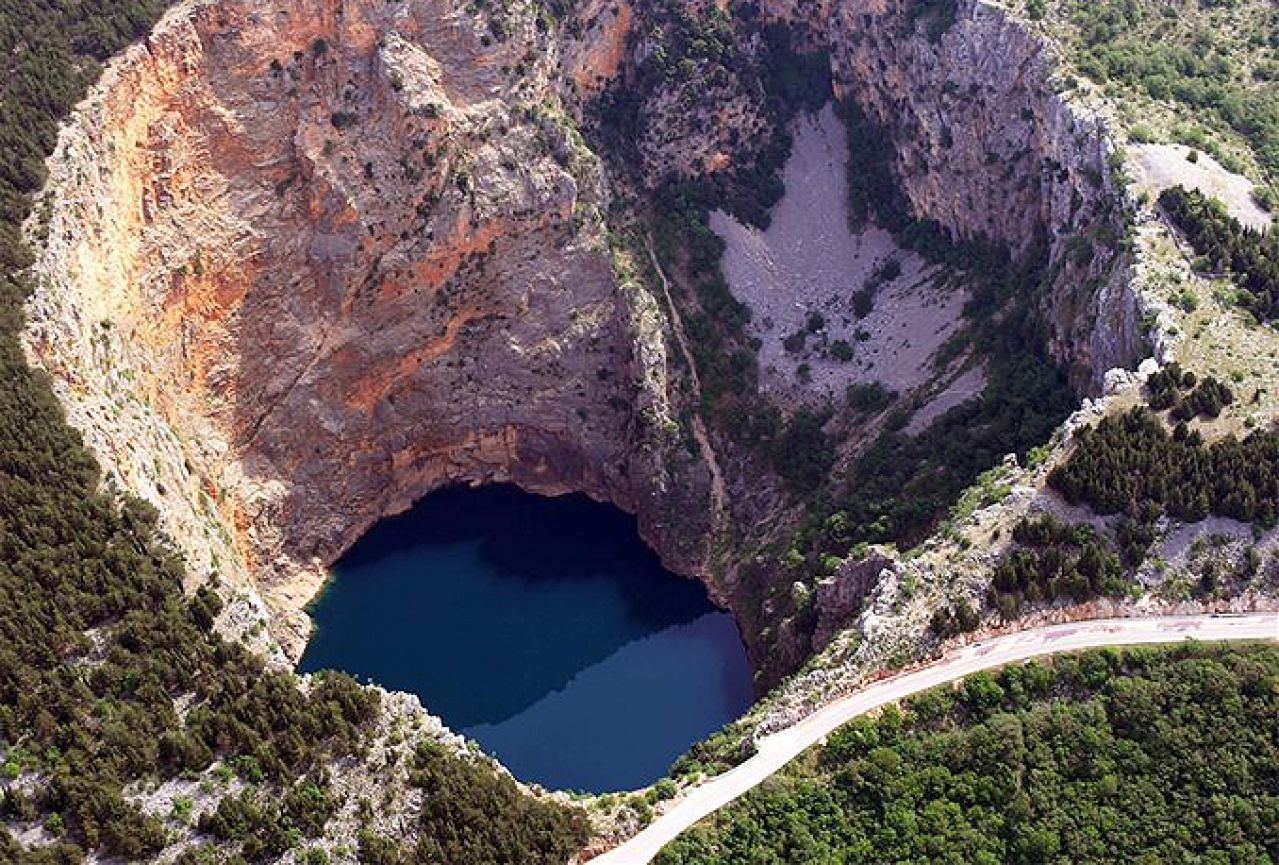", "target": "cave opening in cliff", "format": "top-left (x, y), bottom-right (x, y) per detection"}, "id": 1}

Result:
top-left (297, 484), bottom-right (753, 792)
